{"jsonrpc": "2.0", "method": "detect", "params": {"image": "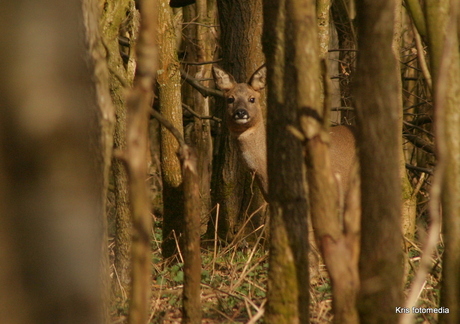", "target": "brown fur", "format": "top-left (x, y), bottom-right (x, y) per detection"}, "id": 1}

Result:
top-left (213, 65), bottom-right (356, 200)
